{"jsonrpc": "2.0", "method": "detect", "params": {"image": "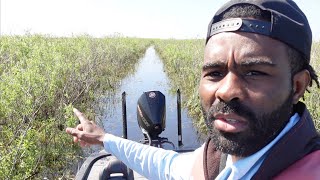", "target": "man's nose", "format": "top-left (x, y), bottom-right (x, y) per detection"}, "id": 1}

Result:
top-left (215, 72), bottom-right (246, 102)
